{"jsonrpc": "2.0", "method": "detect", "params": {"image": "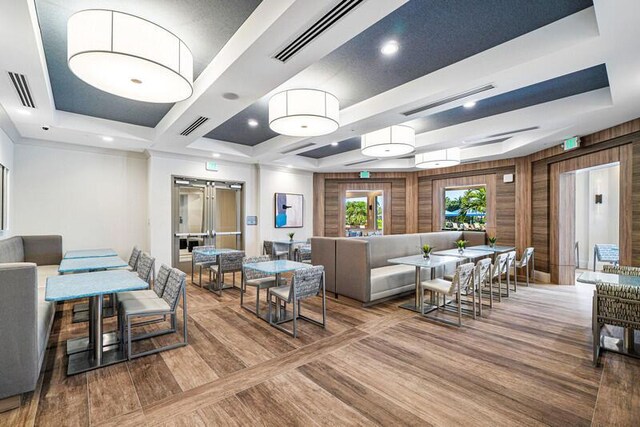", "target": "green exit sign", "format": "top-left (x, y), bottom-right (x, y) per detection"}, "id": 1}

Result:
top-left (563, 136), bottom-right (580, 151)
top-left (205, 161), bottom-right (218, 171)
top-left (360, 171), bottom-right (370, 179)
